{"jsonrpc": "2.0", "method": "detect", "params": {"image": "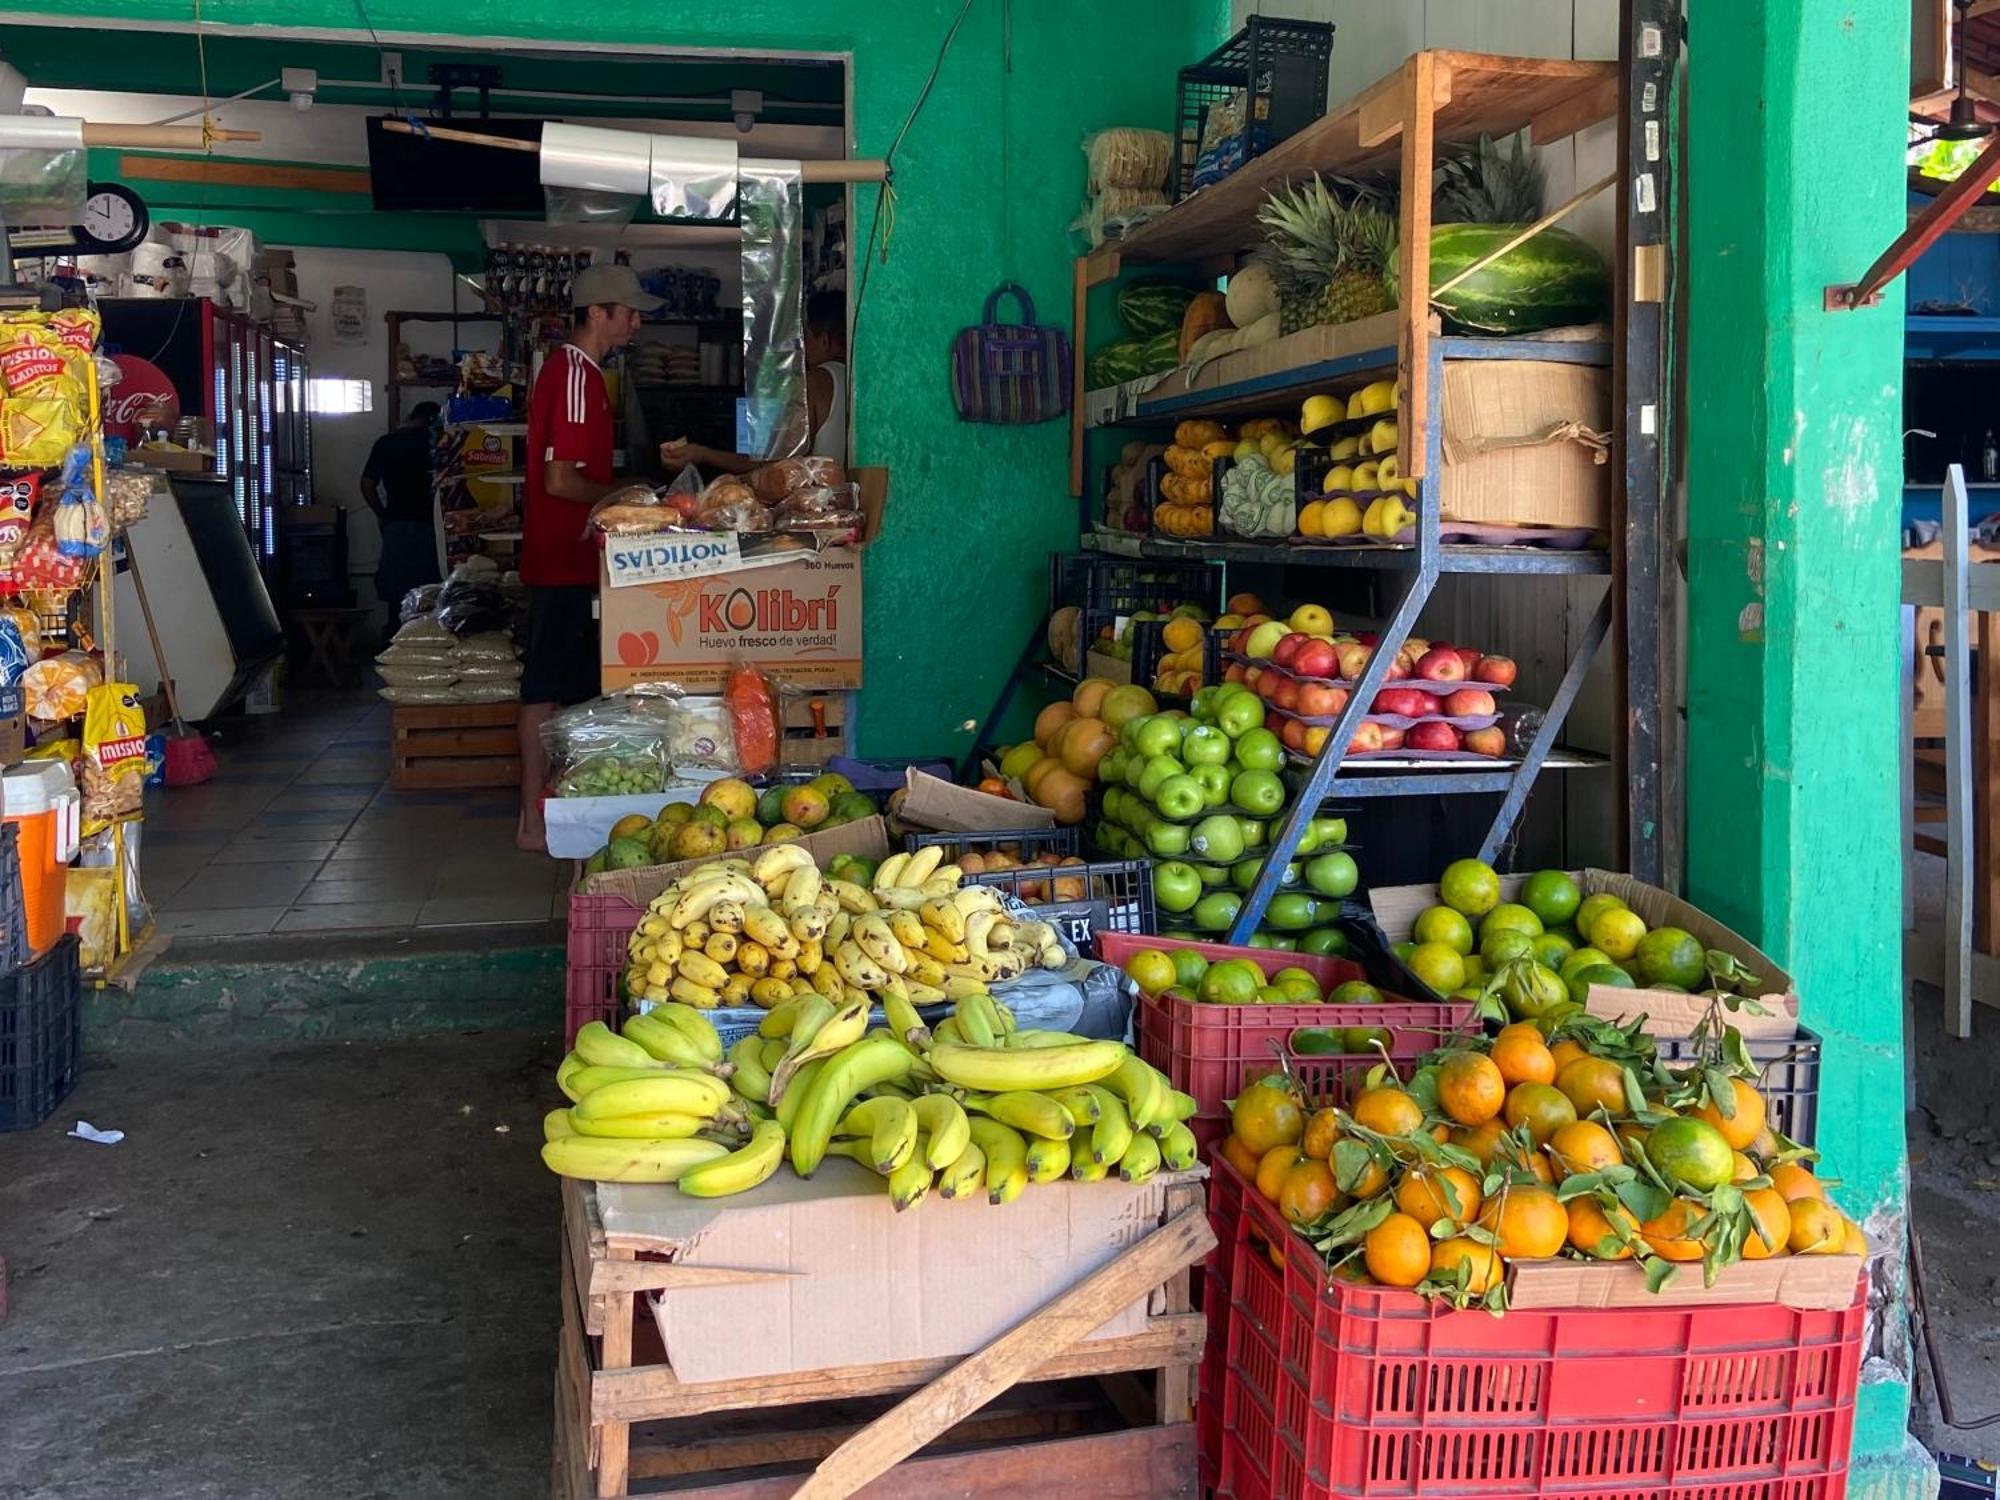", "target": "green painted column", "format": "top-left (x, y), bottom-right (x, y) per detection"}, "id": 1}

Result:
top-left (1686, 4), bottom-right (1927, 1491)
